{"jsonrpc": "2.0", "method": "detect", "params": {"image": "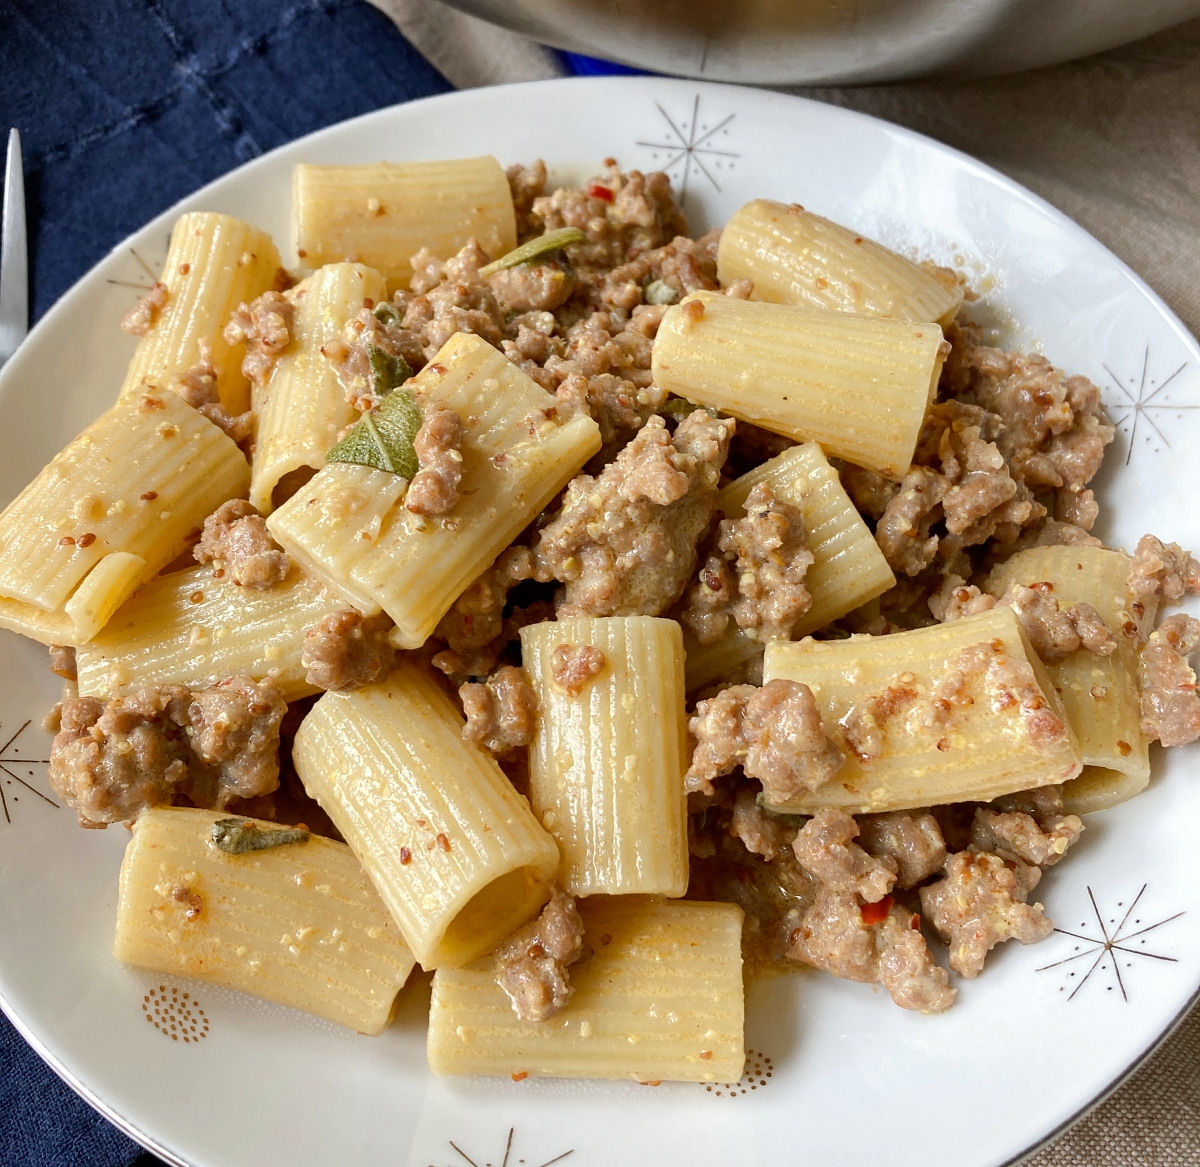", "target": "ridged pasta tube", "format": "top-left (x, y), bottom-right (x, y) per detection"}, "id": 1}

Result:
top-left (718, 443), bottom-right (895, 633)
top-left (250, 263), bottom-right (385, 513)
top-left (0, 389), bottom-right (250, 643)
top-left (268, 332), bottom-right (601, 648)
top-left (987, 545), bottom-right (1149, 808)
top-left (119, 212), bottom-right (283, 413)
top-left (293, 157), bottom-right (516, 287)
top-left (521, 617), bottom-right (689, 897)
top-left (76, 565), bottom-right (347, 701)
top-left (292, 662), bottom-right (561, 969)
top-left (762, 605), bottom-right (1083, 814)
top-left (717, 199), bottom-right (963, 325)
top-left (685, 442), bottom-right (897, 692)
top-left (113, 807), bottom-right (416, 1035)
top-left (427, 897), bottom-right (744, 1082)
top-left (651, 291), bottom-right (946, 477)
